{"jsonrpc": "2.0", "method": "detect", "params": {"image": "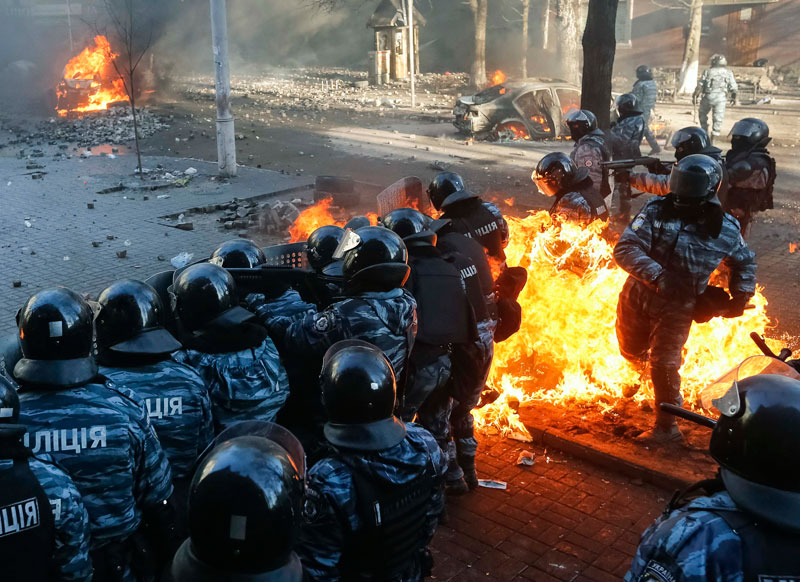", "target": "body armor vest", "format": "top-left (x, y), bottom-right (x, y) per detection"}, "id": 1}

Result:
top-left (552, 184), bottom-right (610, 222)
top-left (713, 509), bottom-right (800, 582)
top-left (726, 150), bottom-right (776, 213)
top-left (443, 200), bottom-right (506, 260)
top-left (406, 250), bottom-right (475, 347)
top-left (338, 456), bottom-right (437, 582)
top-left (0, 439), bottom-right (56, 582)
top-left (436, 231), bottom-right (496, 322)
